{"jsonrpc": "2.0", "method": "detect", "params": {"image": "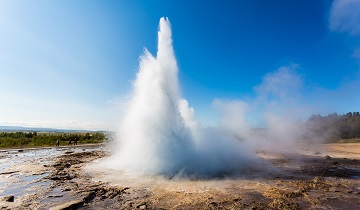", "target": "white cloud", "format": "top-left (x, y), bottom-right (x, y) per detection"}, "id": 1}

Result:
top-left (329, 0), bottom-right (360, 35)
